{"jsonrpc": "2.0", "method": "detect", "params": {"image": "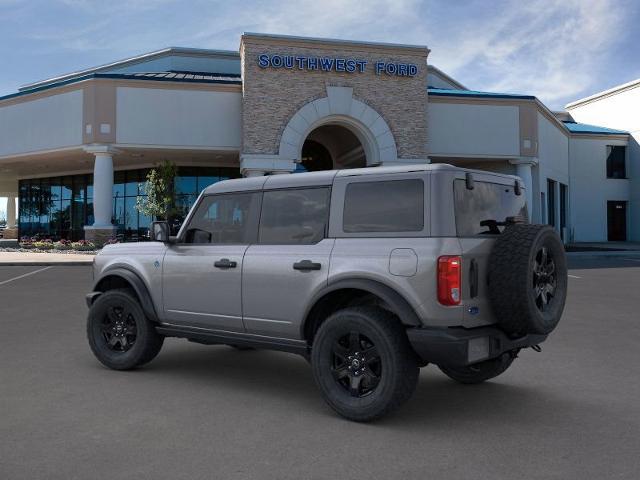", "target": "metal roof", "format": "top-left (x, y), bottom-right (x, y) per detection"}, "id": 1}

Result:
top-left (19, 47), bottom-right (240, 92)
top-left (0, 71), bottom-right (241, 103)
top-left (562, 121), bottom-right (628, 135)
top-left (428, 87), bottom-right (535, 100)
